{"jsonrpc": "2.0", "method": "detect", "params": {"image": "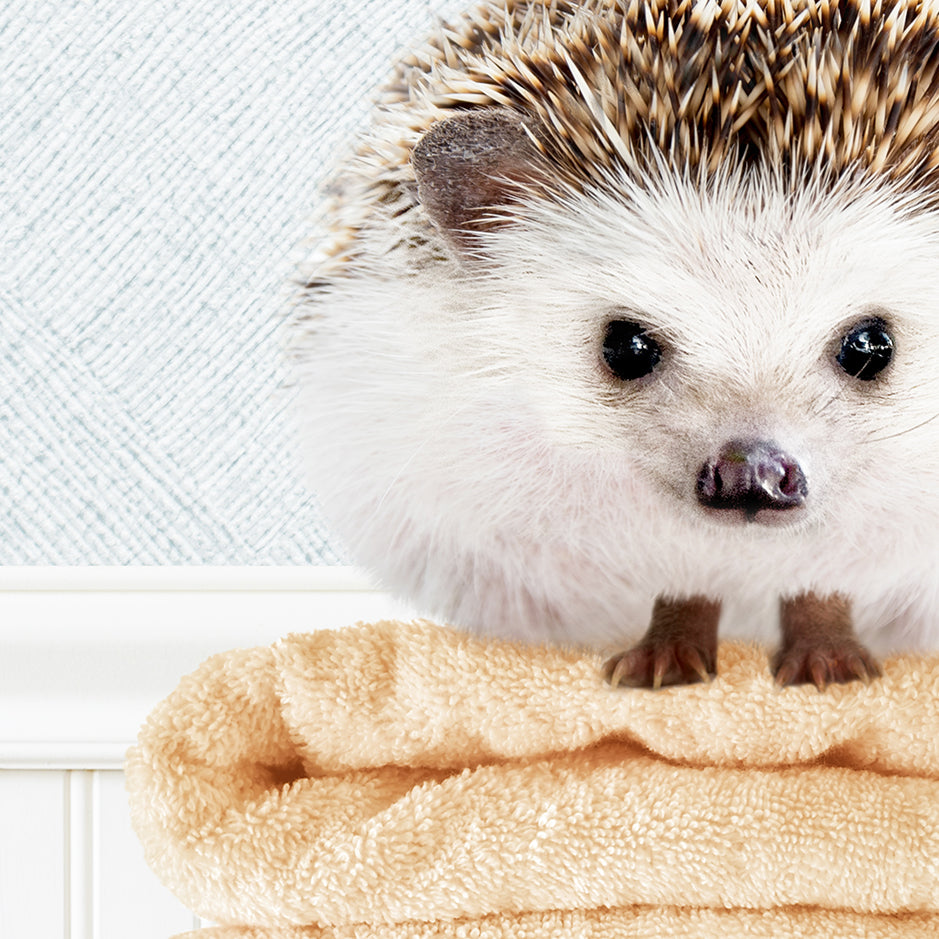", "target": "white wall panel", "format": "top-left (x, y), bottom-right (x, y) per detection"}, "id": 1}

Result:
top-left (0, 769), bottom-right (205, 939)
top-left (0, 770), bottom-right (67, 937)
top-left (97, 771), bottom-right (199, 939)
